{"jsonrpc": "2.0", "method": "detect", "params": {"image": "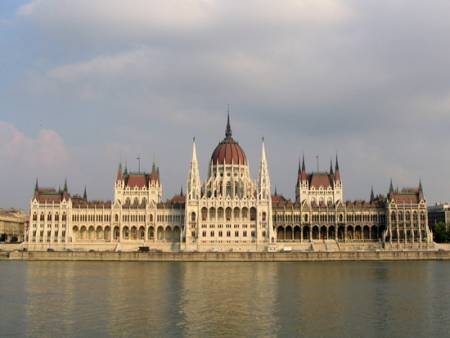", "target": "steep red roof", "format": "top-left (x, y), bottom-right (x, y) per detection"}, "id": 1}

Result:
top-left (127, 174), bottom-right (147, 188)
top-left (309, 173), bottom-right (333, 188)
top-left (389, 188), bottom-right (421, 204)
